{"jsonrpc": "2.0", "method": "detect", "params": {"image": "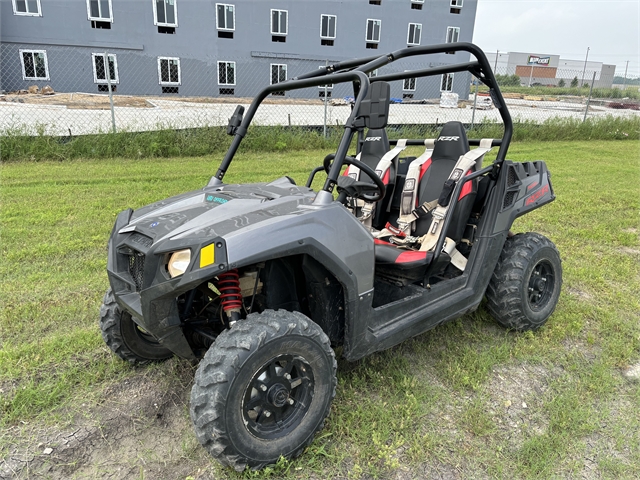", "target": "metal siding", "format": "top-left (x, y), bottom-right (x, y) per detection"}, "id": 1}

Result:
top-left (1, 0), bottom-right (477, 99)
